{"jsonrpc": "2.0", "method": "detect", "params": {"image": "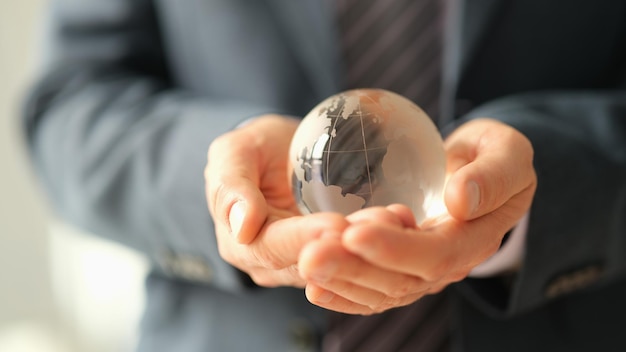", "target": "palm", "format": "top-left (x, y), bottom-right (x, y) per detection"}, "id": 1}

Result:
top-left (206, 114), bottom-right (353, 288)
